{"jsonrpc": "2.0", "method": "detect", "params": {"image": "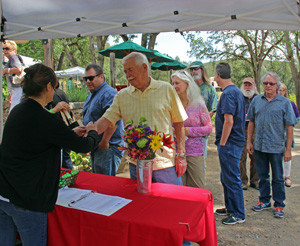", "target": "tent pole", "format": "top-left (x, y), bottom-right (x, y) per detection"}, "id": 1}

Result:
top-left (0, 1), bottom-right (4, 142)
